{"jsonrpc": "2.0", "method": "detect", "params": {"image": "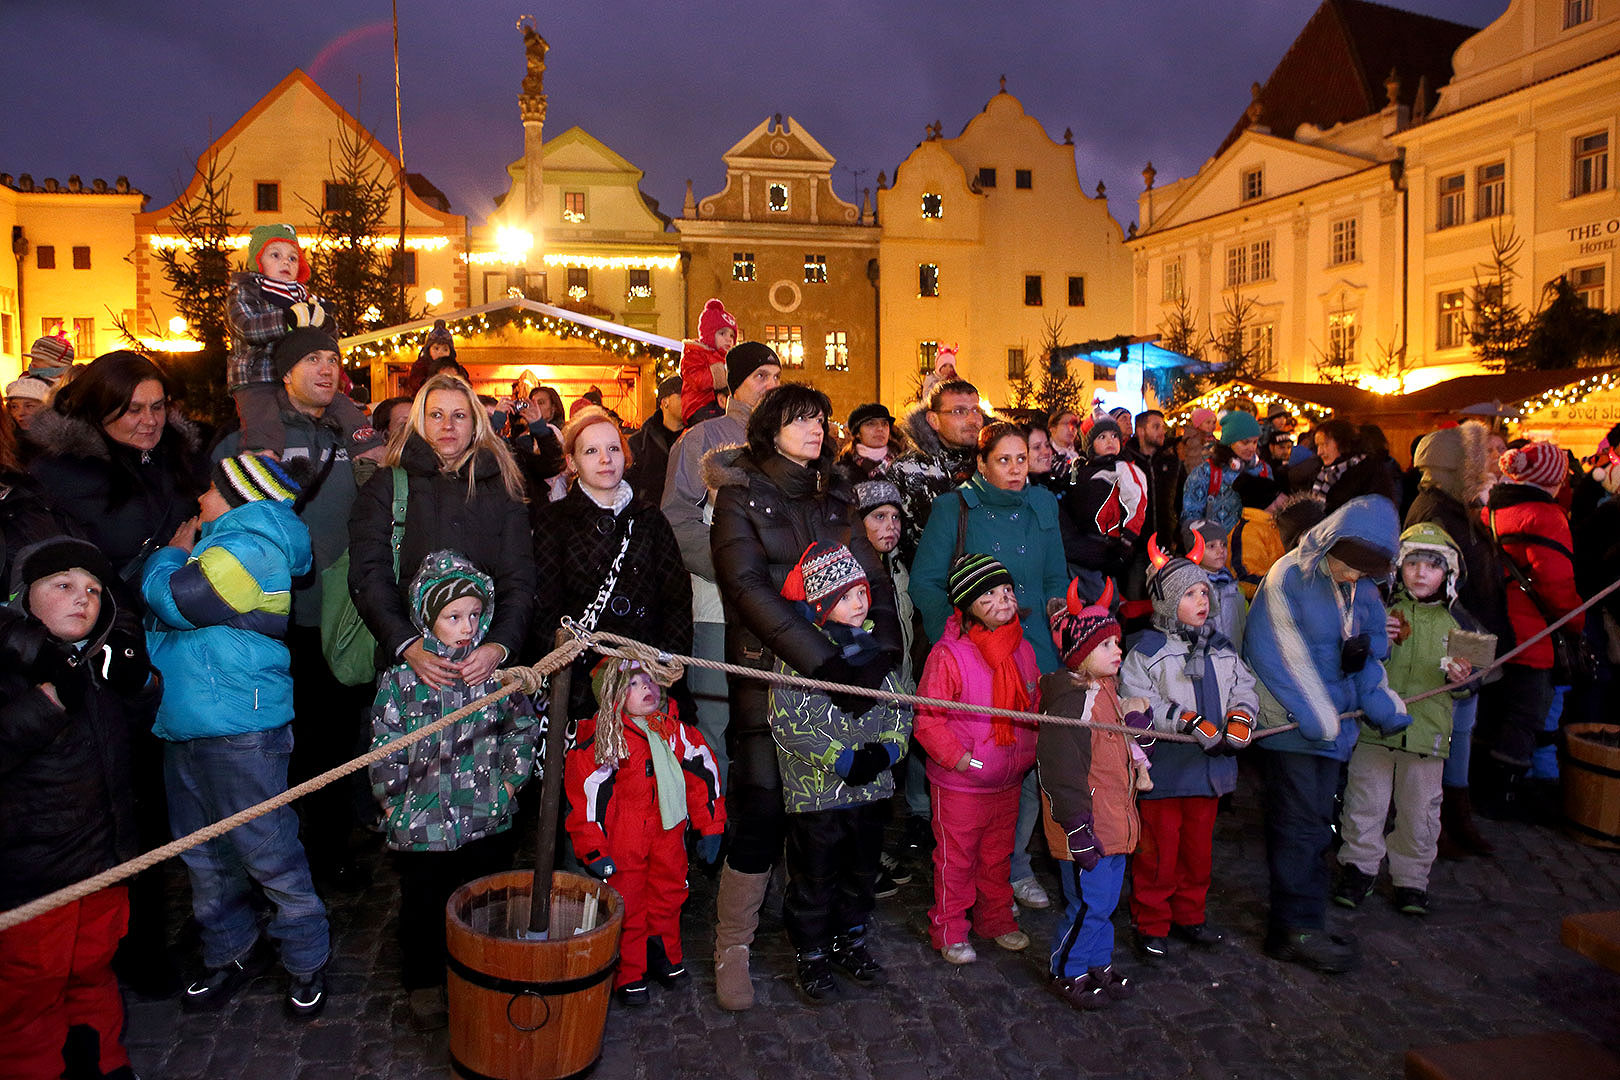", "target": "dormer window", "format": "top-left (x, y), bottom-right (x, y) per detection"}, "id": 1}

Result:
top-left (921, 192), bottom-right (943, 218)
top-left (1564, 0), bottom-right (1593, 29)
top-left (1240, 167), bottom-right (1264, 202)
top-left (767, 183), bottom-right (789, 213)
